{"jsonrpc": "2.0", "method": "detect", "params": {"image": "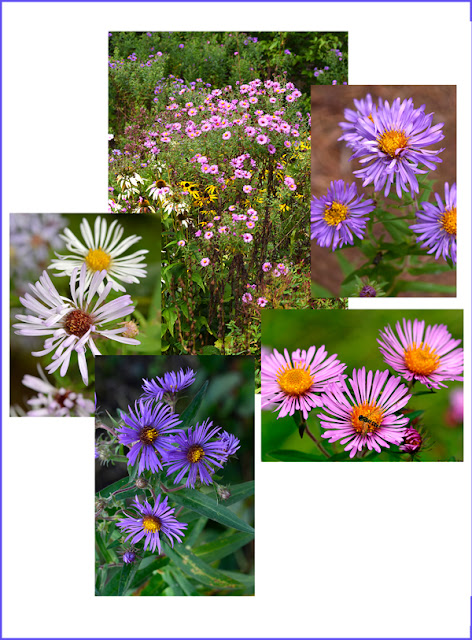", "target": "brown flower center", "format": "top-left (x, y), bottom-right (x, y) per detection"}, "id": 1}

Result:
top-left (187, 445), bottom-right (205, 463)
top-left (139, 427), bottom-right (159, 445)
top-left (63, 309), bottom-right (93, 337)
